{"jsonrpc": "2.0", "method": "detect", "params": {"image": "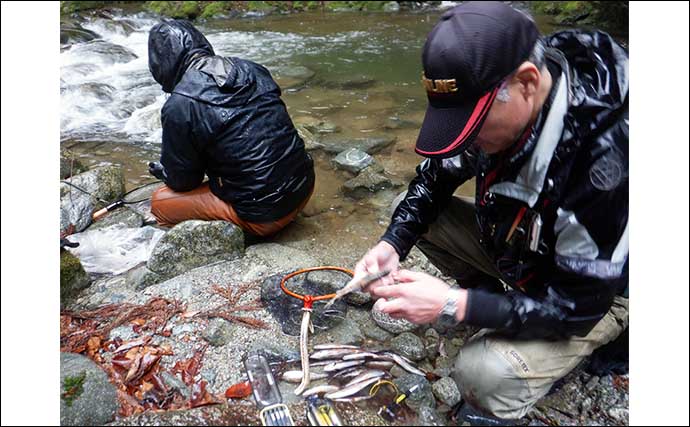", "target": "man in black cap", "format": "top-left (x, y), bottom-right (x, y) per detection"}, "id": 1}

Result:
top-left (353, 2), bottom-right (629, 423)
